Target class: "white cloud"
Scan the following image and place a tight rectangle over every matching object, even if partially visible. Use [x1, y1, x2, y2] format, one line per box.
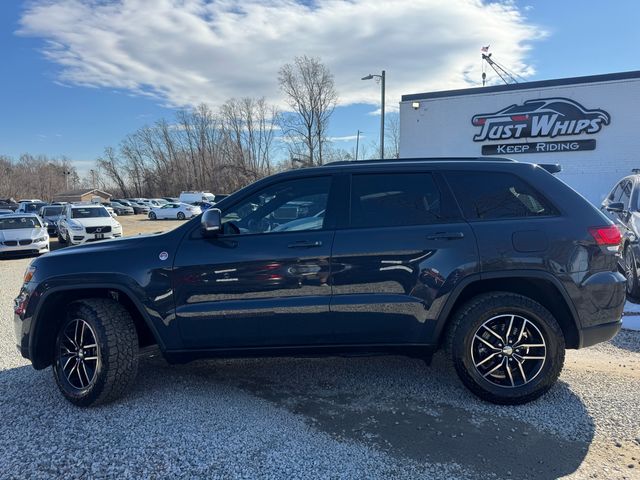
[329, 135, 365, 142]
[18, 0, 545, 109]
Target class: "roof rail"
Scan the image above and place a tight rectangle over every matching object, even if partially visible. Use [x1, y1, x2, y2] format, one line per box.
[323, 157, 516, 166]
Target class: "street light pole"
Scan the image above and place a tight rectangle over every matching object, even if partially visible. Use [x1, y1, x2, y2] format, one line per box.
[361, 70, 386, 159]
[355, 129, 361, 161]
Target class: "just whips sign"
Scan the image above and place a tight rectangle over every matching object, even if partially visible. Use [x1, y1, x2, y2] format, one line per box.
[472, 98, 611, 155]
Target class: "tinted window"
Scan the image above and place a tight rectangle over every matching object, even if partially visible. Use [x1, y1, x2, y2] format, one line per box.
[223, 176, 331, 234]
[619, 180, 633, 207]
[42, 206, 63, 216]
[608, 182, 623, 202]
[446, 171, 558, 220]
[350, 173, 443, 228]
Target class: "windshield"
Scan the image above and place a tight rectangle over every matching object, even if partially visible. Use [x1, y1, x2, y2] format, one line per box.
[71, 207, 110, 218]
[0, 217, 42, 229]
[42, 206, 63, 216]
[22, 203, 46, 212]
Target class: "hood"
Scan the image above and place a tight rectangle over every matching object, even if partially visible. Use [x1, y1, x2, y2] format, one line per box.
[0, 226, 46, 241]
[71, 217, 118, 227]
[46, 230, 168, 257]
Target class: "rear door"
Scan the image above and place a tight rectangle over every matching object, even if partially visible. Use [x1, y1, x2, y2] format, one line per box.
[329, 171, 478, 345]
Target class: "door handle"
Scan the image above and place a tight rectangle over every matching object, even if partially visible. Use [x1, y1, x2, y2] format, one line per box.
[427, 232, 465, 240]
[287, 240, 323, 248]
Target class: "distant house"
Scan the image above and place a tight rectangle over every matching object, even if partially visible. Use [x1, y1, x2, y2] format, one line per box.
[52, 188, 113, 203]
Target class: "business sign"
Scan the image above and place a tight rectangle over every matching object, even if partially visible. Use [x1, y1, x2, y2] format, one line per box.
[482, 139, 596, 155]
[471, 97, 610, 154]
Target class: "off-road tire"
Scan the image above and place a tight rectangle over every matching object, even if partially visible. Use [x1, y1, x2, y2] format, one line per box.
[447, 292, 565, 405]
[53, 299, 139, 407]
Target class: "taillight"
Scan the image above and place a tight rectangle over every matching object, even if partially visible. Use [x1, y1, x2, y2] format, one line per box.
[588, 225, 621, 247]
[473, 117, 486, 126]
[510, 114, 529, 121]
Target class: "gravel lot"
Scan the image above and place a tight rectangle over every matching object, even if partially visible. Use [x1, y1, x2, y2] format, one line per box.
[0, 217, 639, 479]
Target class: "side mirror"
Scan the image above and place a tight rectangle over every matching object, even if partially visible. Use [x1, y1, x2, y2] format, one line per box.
[201, 208, 222, 236]
[605, 202, 625, 213]
[43, 222, 49, 227]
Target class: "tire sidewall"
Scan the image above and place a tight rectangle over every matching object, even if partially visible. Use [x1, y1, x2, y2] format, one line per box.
[624, 246, 638, 296]
[452, 296, 564, 404]
[149, 212, 156, 220]
[177, 212, 185, 220]
[53, 306, 110, 406]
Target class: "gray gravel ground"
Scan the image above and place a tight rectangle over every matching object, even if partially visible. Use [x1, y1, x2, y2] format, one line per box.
[1, 256, 639, 479]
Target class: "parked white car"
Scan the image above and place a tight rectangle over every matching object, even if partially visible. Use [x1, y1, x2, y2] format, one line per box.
[148, 202, 201, 220]
[0, 214, 49, 255]
[58, 204, 123, 245]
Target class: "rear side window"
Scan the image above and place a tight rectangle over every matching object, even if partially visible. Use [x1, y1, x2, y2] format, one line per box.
[446, 171, 558, 220]
[350, 173, 444, 228]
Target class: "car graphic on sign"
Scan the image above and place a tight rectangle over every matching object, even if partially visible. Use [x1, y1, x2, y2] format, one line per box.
[471, 97, 611, 142]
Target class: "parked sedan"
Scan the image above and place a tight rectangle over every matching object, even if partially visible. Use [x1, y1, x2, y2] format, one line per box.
[0, 214, 49, 256]
[0, 209, 14, 216]
[110, 201, 135, 215]
[602, 172, 640, 298]
[121, 200, 150, 215]
[148, 202, 201, 220]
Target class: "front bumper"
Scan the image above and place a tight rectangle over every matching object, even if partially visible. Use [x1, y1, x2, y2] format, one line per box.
[68, 231, 122, 245]
[0, 240, 49, 256]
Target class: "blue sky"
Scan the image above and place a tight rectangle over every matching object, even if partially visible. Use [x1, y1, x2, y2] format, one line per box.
[1, 0, 638, 175]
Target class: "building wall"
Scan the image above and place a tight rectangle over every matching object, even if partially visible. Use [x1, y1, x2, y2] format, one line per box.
[399, 76, 640, 205]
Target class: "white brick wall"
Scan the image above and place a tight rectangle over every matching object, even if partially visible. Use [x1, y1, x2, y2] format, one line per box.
[400, 76, 640, 205]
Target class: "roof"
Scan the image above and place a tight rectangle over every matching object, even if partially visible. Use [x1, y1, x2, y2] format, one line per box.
[54, 188, 112, 197]
[1, 213, 41, 218]
[402, 70, 640, 102]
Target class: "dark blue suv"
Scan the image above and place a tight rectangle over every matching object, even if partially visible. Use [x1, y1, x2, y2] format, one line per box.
[14, 158, 625, 406]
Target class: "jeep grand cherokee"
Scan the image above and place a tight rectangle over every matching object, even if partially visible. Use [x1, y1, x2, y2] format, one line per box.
[14, 158, 625, 406]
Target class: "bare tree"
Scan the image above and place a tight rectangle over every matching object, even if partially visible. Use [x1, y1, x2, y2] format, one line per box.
[278, 56, 337, 166]
[385, 113, 401, 159]
[0, 154, 78, 201]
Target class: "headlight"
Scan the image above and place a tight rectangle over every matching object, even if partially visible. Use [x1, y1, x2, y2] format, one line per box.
[34, 236, 48, 243]
[69, 223, 83, 231]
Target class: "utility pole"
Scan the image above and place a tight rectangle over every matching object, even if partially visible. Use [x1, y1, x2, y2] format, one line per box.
[355, 130, 361, 160]
[361, 70, 386, 159]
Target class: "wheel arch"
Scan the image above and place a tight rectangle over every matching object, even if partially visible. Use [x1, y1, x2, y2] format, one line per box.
[436, 271, 580, 349]
[30, 284, 162, 369]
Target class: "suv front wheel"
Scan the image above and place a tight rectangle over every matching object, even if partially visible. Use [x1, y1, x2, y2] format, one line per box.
[53, 299, 139, 407]
[448, 292, 565, 405]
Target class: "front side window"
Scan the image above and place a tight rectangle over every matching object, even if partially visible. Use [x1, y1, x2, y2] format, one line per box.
[222, 176, 331, 234]
[446, 171, 558, 220]
[619, 180, 632, 207]
[350, 173, 444, 228]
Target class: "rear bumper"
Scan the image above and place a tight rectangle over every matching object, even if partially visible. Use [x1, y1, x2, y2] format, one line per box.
[579, 320, 622, 348]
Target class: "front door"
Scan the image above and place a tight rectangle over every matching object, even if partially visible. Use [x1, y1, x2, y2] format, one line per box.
[330, 171, 478, 345]
[173, 175, 336, 349]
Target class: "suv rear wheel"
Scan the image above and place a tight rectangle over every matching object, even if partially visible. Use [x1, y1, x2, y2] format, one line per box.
[52, 299, 139, 407]
[448, 292, 565, 405]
